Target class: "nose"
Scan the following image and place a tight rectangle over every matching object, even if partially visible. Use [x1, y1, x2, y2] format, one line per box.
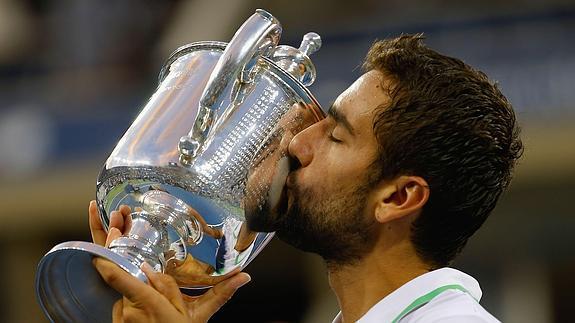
[288, 122, 319, 168]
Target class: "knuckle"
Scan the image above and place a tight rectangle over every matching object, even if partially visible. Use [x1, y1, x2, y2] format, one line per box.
[213, 286, 234, 302]
[124, 313, 138, 323]
[103, 271, 118, 285]
[207, 276, 223, 286]
[119, 205, 131, 214]
[96, 264, 117, 285]
[156, 273, 179, 290]
[157, 272, 176, 283]
[123, 305, 145, 323]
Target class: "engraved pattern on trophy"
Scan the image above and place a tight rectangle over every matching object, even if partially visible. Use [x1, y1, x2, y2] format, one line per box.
[35, 9, 324, 322]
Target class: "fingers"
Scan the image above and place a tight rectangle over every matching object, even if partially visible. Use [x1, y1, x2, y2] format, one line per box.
[118, 205, 132, 233]
[191, 272, 251, 321]
[109, 211, 123, 232]
[94, 258, 164, 306]
[105, 227, 123, 247]
[90, 201, 133, 246]
[112, 298, 124, 323]
[141, 263, 187, 314]
[89, 200, 107, 246]
[95, 259, 191, 322]
[109, 205, 132, 235]
[95, 253, 246, 323]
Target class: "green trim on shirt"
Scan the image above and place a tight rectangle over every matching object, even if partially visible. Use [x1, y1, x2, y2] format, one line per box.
[391, 284, 472, 323]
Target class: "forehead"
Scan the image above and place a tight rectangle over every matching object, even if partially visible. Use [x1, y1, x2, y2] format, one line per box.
[333, 70, 391, 131]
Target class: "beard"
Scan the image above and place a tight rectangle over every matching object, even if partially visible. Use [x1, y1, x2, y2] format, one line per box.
[253, 173, 378, 267]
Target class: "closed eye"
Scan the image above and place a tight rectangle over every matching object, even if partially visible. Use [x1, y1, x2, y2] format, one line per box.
[328, 132, 343, 143]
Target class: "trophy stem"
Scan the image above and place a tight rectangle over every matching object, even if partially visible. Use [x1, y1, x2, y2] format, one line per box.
[108, 211, 171, 272]
[35, 191, 203, 322]
[105, 189, 205, 273]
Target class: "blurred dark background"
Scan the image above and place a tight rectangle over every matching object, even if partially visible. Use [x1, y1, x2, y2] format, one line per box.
[1, 0, 574, 322]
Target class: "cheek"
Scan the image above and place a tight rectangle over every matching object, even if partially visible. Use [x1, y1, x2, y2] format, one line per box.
[297, 140, 376, 190]
[300, 159, 353, 193]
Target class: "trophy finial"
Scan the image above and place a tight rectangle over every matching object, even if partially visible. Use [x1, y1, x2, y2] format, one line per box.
[271, 32, 322, 86]
[180, 9, 282, 166]
[299, 32, 322, 57]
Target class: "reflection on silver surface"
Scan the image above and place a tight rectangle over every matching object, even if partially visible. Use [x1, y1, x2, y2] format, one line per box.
[179, 9, 282, 163]
[272, 32, 322, 86]
[35, 9, 324, 322]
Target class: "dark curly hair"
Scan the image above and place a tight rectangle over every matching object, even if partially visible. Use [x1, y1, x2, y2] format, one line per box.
[363, 34, 523, 268]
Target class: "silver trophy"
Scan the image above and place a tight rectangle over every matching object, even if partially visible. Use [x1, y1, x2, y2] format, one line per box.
[35, 9, 324, 322]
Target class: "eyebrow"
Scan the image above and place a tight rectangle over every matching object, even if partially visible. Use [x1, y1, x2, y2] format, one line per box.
[328, 104, 356, 136]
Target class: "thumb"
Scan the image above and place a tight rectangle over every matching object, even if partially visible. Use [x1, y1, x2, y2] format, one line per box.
[93, 257, 159, 304]
[191, 272, 251, 321]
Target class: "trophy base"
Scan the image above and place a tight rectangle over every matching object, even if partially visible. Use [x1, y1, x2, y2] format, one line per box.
[35, 241, 147, 323]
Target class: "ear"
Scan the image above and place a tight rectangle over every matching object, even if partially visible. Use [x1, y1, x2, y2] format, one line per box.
[373, 176, 429, 224]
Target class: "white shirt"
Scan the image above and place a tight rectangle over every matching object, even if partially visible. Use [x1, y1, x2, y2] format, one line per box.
[332, 267, 501, 323]
[215, 217, 254, 275]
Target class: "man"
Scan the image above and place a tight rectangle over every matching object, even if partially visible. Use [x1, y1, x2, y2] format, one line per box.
[93, 34, 522, 322]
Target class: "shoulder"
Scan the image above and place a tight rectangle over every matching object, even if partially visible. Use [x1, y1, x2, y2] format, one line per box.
[404, 289, 501, 323]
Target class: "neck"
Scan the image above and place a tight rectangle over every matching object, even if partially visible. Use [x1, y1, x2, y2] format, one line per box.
[327, 241, 431, 323]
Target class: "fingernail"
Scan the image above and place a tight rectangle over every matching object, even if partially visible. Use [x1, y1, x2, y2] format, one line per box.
[140, 262, 153, 273]
[233, 273, 251, 289]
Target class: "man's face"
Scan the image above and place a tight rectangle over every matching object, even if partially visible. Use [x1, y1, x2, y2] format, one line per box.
[273, 70, 391, 264]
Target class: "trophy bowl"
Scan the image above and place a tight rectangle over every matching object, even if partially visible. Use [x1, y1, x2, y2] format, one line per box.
[35, 9, 324, 322]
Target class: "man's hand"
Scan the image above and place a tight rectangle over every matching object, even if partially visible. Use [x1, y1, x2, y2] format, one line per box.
[89, 200, 223, 241]
[89, 200, 251, 322]
[94, 259, 251, 323]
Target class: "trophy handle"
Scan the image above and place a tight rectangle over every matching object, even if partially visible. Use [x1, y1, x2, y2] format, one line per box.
[178, 9, 282, 165]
